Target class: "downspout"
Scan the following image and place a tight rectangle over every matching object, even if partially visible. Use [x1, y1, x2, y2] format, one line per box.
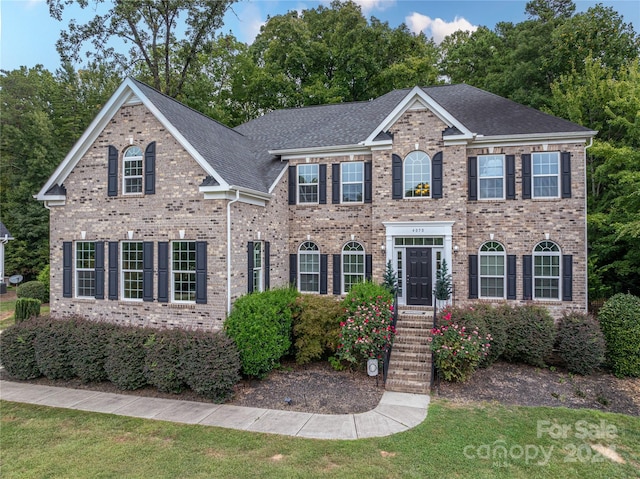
[584, 137, 594, 312]
[227, 188, 241, 315]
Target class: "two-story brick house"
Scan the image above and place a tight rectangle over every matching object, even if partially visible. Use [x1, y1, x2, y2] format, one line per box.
[37, 77, 595, 331]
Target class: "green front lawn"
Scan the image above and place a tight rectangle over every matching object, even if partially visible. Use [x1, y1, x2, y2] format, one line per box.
[1, 399, 638, 478]
[0, 295, 49, 330]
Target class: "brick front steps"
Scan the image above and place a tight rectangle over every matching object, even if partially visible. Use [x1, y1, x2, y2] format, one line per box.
[385, 306, 434, 394]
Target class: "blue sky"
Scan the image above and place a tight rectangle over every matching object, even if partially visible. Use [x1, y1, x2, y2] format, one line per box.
[1, 0, 638, 72]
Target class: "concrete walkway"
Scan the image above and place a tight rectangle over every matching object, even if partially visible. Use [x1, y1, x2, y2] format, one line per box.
[0, 380, 429, 440]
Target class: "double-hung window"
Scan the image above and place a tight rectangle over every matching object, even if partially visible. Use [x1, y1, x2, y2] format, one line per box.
[123, 146, 143, 194]
[404, 151, 431, 198]
[478, 155, 504, 199]
[534, 241, 561, 300]
[298, 242, 320, 293]
[121, 241, 143, 300]
[479, 241, 505, 298]
[172, 241, 196, 302]
[532, 152, 560, 198]
[342, 242, 364, 294]
[252, 242, 263, 293]
[341, 162, 363, 203]
[76, 241, 95, 298]
[298, 164, 319, 204]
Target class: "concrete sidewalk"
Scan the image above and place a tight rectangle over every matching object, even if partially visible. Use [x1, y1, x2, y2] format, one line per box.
[0, 380, 429, 440]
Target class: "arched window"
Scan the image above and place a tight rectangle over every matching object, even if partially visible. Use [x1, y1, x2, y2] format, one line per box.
[342, 241, 364, 293]
[404, 151, 431, 198]
[479, 241, 506, 298]
[298, 242, 320, 293]
[533, 241, 561, 300]
[123, 146, 143, 194]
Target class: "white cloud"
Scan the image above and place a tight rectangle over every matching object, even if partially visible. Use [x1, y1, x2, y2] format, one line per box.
[232, 3, 266, 45]
[406, 12, 478, 44]
[351, 0, 397, 14]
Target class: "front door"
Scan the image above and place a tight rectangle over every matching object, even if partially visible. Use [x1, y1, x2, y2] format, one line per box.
[406, 248, 432, 306]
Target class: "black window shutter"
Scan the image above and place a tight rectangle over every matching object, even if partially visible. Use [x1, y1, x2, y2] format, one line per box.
[562, 254, 573, 301]
[94, 241, 105, 300]
[523, 255, 533, 300]
[143, 241, 154, 302]
[63, 241, 72, 298]
[247, 241, 254, 293]
[364, 162, 372, 203]
[332, 163, 340, 204]
[288, 165, 297, 205]
[108, 242, 118, 300]
[432, 152, 443, 199]
[108, 145, 118, 197]
[506, 155, 516, 200]
[507, 254, 516, 299]
[365, 254, 373, 281]
[468, 254, 478, 299]
[468, 157, 477, 201]
[333, 254, 341, 294]
[264, 241, 270, 290]
[522, 154, 532, 199]
[320, 254, 328, 294]
[289, 254, 297, 286]
[392, 154, 403, 199]
[157, 242, 169, 303]
[561, 152, 571, 198]
[144, 142, 156, 195]
[195, 241, 207, 304]
[319, 164, 327, 204]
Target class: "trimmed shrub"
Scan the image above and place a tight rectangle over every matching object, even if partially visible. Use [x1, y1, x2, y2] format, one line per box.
[70, 318, 116, 383]
[0, 320, 41, 380]
[33, 318, 77, 380]
[342, 281, 393, 318]
[181, 330, 241, 402]
[293, 295, 344, 365]
[556, 312, 605, 375]
[144, 329, 188, 394]
[14, 298, 41, 323]
[598, 293, 640, 377]
[37, 265, 50, 299]
[225, 287, 299, 378]
[16, 280, 48, 304]
[104, 326, 150, 390]
[502, 305, 555, 367]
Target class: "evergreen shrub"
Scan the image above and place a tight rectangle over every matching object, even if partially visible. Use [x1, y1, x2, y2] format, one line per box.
[598, 293, 640, 377]
[293, 294, 344, 364]
[556, 312, 605, 375]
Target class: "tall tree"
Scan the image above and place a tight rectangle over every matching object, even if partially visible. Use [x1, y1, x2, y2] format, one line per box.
[47, 0, 236, 97]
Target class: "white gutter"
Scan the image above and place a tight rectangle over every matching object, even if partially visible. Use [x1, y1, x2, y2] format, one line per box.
[227, 188, 241, 315]
[584, 136, 594, 312]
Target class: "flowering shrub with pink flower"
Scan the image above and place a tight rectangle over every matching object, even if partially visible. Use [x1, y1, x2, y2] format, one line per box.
[429, 310, 492, 382]
[336, 282, 395, 366]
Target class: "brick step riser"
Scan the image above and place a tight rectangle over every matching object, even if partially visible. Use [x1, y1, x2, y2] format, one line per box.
[385, 383, 430, 394]
[393, 338, 431, 347]
[386, 371, 430, 381]
[392, 344, 431, 354]
[390, 352, 431, 362]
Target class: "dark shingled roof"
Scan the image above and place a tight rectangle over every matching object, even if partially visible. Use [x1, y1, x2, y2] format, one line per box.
[0, 221, 13, 239]
[131, 80, 591, 194]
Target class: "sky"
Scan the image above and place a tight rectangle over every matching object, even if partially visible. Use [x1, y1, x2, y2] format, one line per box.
[1, 0, 639, 72]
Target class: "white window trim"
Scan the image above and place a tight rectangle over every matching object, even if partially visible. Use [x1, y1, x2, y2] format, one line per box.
[532, 152, 560, 199]
[75, 241, 95, 299]
[297, 164, 319, 204]
[533, 241, 562, 301]
[121, 241, 143, 302]
[478, 154, 506, 200]
[403, 151, 431, 199]
[298, 242, 320, 293]
[123, 146, 143, 195]
[342, 241, 365, 295]
[171, 240, 197, 303]
[253, 241, 263, 293]
[340, 161, 364, 204]
[479, 241, 506, 299]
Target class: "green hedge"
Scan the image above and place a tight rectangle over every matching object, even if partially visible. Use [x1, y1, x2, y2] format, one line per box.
[225, 287, 299, 378]
[292, 295, 344, 365]
[556, 312, 605, 375]
[33, 318, 77, 380]
[70, 319, 116, 383]
[104, 326, 150, 390]
[0, 320, 41, 379]
[144, 329, 188, 394]
[16, 280, 49, 304]
[14, 298, 41, 323]
[598, 293, 640, 377]
[502, 305, 555, 367]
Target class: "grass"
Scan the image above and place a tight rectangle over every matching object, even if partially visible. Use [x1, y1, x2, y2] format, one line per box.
[1, 399, 638, 478]
[0, 293, 49, 330]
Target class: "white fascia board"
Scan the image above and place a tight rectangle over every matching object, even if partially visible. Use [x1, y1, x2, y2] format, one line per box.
[200, 185, 271, 206]
[363, 86, 474, 145]
[466, 131, 598, 148]
[268, 163, 289, 194]
[269, 144, 369, 160]
[36, 78, 229, 202]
